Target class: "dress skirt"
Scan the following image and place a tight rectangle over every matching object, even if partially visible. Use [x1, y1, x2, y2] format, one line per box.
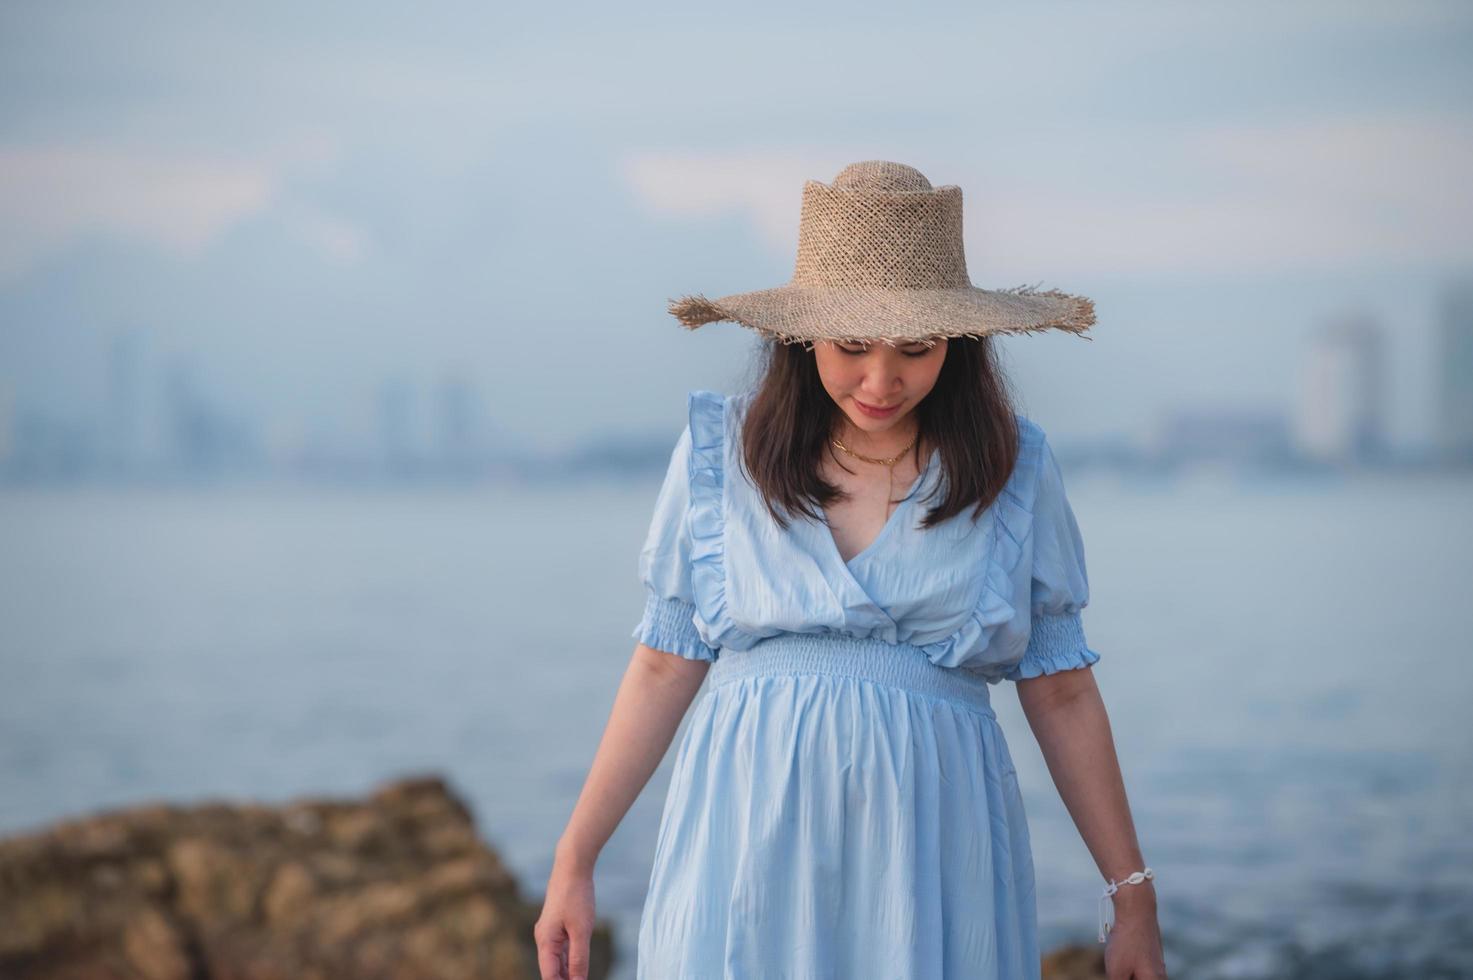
[635, 630, 1041, 980]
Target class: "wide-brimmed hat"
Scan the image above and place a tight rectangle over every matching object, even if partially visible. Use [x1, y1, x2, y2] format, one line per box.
[668, 160, 1096, 347]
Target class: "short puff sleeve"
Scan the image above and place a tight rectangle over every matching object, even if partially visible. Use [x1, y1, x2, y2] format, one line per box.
[1005, 434, 1101, 681]
[630, 424, 720, 662]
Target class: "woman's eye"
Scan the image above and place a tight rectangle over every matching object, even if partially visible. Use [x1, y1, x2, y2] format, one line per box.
[838, 344, 929, 357]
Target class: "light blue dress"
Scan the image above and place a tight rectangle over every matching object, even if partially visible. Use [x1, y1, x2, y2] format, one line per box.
[631, 388, 1100, 980]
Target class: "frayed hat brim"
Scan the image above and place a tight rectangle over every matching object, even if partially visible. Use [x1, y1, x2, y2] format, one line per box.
[667, 283, 1095, 346]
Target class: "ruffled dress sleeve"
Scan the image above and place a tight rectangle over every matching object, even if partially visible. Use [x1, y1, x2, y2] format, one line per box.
[1005, 433, 1101, 681]
[630, 423, 720, 662]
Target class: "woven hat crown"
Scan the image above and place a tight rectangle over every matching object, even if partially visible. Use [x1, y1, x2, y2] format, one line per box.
[793, 161, 969, 290]
[831, 160, 932, 192]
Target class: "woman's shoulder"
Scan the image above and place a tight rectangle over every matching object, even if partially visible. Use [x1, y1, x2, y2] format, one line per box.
[1010, 412, 1051, 477]
[1011, 411, 1047, 451]
[685, 388, 758, 444]
[687, 387, 754, 410]
[972, 411, 1050, 517]
[678, 391, 741, 505]
[685, 388, 735, 416]
[684, 389, 734, 447]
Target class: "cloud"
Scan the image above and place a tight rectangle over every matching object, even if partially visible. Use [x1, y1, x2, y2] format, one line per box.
[1181, 114, 1473, 264]
[0, 132, 356, 284]
[0, 146, 273, 283]
[283, 205, 369, 266]
[617, 149, 831, 255]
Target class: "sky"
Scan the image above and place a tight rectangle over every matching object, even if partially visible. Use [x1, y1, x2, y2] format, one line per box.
[1, 0, 1470, 453]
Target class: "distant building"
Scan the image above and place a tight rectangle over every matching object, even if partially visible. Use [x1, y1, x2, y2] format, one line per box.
[1294, 313, 1389, 463]
[162, 355, 259, 474]
[1147, 406, 1294, 465]
[376, 376, 418, 474]
[0, 379, 13, 466]
[104, 329, 144, 473]
[437, 371, 484, 470]
[1434, 280, 1473, 462]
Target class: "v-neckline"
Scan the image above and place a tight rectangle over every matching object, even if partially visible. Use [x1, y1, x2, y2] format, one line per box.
[820, 447, 940, 569]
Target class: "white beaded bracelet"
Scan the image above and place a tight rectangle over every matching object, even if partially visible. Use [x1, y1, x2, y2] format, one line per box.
[1098, 867, 1154, 943]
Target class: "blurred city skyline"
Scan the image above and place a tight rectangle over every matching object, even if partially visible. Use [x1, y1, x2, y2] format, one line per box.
[3, 274, 1471, 483]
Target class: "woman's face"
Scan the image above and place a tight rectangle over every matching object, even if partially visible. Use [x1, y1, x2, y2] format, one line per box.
[812, 337, 947, 441]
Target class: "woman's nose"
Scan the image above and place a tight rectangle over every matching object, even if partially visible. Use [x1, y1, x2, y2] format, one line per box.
[865, 361, 903, 394]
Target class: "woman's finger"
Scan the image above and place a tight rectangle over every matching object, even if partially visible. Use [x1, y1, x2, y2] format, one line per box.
[535, 924, 567, 980]
[565, 922, 591, 980]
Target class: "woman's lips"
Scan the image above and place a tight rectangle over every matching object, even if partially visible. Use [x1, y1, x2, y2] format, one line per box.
[855, 399, 901, 418]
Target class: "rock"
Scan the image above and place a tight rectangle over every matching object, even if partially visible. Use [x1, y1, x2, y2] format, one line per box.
[120, 907, 191, 980]
[0, 774, 614, 980]
[1042, 940, 1108, 979]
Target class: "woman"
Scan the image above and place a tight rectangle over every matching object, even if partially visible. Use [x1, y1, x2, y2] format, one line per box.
[536, 161, 1167, 980]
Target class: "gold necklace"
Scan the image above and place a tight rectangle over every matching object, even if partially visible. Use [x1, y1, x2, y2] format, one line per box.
[829, 432, 920, 510]
[830, 433, 919, 466]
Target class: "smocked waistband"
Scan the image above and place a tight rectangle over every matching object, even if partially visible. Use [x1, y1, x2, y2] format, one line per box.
[706, 631, 995, 719]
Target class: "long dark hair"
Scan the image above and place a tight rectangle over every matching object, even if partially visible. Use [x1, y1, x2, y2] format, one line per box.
[736, 337, 1021, 532]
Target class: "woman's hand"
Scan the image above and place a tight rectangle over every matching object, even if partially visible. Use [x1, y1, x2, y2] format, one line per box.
[1103, 889, 1168, 979]
[534, 850, 597, 980]
[1017, 671, 1167, 978]
[533, 646, 711, 979]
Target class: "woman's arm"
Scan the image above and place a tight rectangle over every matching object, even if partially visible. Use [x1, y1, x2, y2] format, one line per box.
[535, 644, 710, 980]
[556, 644, 710, 867]
[1016, 667, 1168, 979]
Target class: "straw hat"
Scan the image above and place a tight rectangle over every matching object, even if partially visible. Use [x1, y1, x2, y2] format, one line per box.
[667, 160, 1096, 348]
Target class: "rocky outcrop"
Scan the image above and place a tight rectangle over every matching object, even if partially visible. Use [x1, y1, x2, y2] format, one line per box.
[1042, 942, 1108, 979]
[0, 774, 613, 980]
